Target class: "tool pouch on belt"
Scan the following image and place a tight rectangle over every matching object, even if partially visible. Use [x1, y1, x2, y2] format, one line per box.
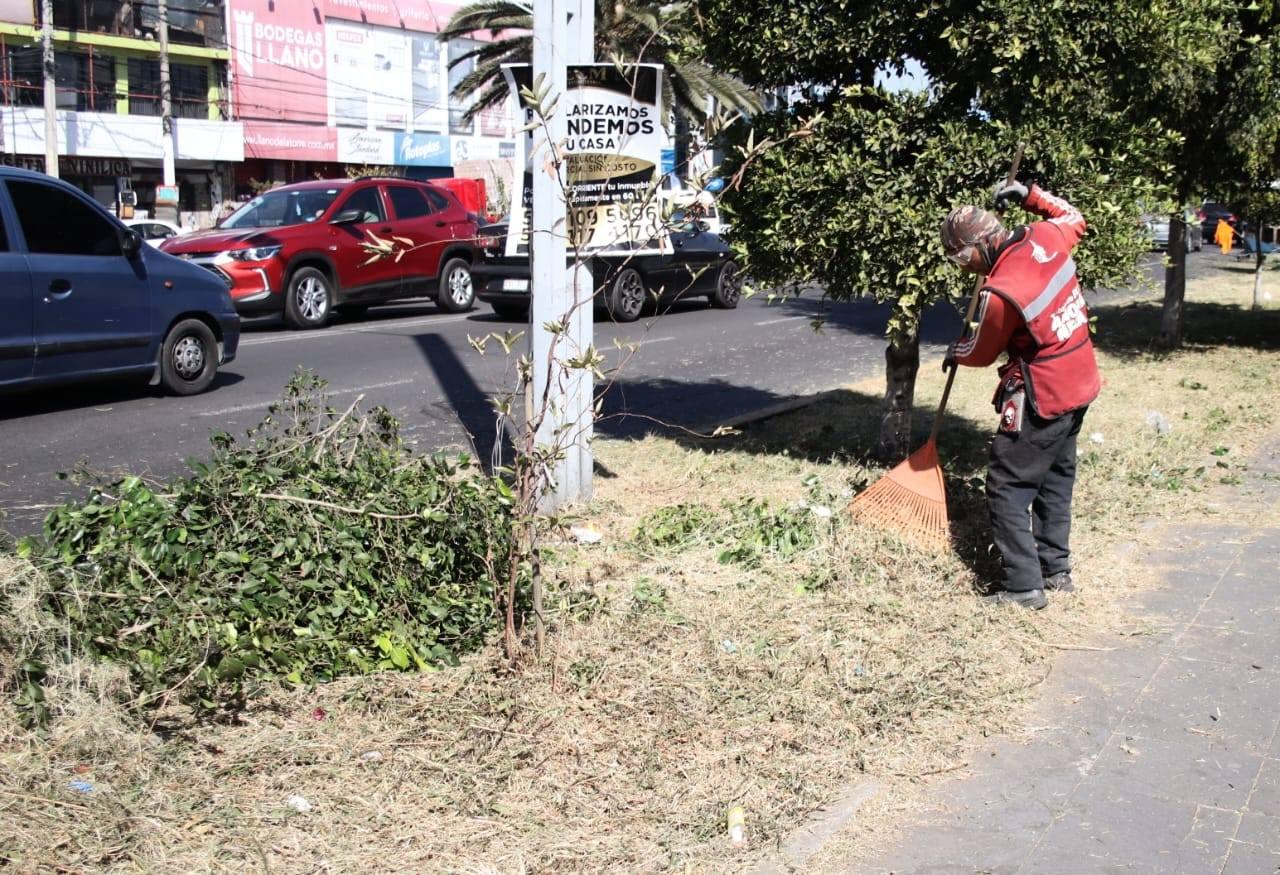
[992, 360, 1026, 435]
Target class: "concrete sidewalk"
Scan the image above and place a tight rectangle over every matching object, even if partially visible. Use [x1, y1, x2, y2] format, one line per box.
[853, 441, 1280, 874]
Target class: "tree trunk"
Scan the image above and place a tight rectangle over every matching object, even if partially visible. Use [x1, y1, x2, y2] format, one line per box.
[1254, 224, 1265, 311]
[1156, 214, 1187, 348]
[877, 334, 921, 462]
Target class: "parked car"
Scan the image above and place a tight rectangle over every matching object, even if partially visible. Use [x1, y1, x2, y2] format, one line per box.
[125, 218, 186, 246]
[160, 177, 478, 329]
[473, 218, 742, 322]
[1142, 209, 1203, 252]
[665, 189, 728, 237]
[0, 166, 238, 396]
[1198, 201, 1238, 243]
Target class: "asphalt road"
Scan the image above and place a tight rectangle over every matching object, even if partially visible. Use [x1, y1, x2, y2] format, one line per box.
[0, 290, 966, 536]
[0, 249, 1214, 538]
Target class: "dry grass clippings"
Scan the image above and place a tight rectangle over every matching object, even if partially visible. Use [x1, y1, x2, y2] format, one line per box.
[2, 260, 1278, 873]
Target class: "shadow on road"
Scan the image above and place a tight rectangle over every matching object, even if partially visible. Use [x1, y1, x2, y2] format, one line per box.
[410, 333, 511, 470]
[767, 293, 965, 343]
[0, 371, 245, 422]
[238, 299, 451, 333]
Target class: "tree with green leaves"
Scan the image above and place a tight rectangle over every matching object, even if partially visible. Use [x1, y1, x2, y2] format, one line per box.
[439, 0, 760, 126]
[696, 0, 1229, 457]
[1216, 9, 1280, 313]
[1120, 1, 1280, 345]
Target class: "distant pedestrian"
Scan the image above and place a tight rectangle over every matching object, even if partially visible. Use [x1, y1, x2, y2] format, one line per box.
[1215, 218, 1236, 254]
[939, 180, 1101, 609]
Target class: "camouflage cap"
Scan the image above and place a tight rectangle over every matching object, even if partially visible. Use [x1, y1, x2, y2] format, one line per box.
[940, 205, 1005, 252]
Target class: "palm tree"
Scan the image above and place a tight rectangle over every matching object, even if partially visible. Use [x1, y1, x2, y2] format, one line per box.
[439, 0, 761, 127]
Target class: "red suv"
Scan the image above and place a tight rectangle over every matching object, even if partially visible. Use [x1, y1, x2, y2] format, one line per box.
[161, 177, 478, 329]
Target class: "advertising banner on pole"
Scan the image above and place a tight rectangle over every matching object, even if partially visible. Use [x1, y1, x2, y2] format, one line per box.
[503, 63, 664, 257]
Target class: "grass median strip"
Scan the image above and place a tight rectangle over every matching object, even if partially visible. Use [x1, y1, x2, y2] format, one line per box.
[2, 260, 1279, 873]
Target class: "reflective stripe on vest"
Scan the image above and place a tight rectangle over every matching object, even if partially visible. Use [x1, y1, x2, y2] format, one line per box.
[1023, 257, 1077, 322]
[984, 224, 1101, 418]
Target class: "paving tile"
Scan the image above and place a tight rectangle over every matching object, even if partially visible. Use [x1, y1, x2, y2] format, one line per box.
[1136, 579, 1216, 629]
[1248, 758, 1280, 819]
[1043, 646, 1169, 742]
[1022, 785, 1215, 874]
[1145, 546, 1237, 576]
[1221, 813, 1280, 874]
[1197, 576, 1280, 640]
[1177, 805, 1244, 874]
[861, 826, 1024, 874]
[1089, 727, 1263, 811]
[1123, 657, 1280, 756]
[1238, 535, 1280, 571]
[1194, 589, 1280, 636]
[1176, 624, 1280, 669]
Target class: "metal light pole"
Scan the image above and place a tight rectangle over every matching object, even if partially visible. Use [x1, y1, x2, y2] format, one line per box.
[530, 0, 594, 510]
[158, 0, 178, 222]
[40, 0, 58, 178]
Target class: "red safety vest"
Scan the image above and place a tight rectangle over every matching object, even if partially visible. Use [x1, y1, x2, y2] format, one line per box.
[984, 223, 1102, 419]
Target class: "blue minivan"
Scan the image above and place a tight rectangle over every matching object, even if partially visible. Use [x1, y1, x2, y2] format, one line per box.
[0, 167, 238, 396]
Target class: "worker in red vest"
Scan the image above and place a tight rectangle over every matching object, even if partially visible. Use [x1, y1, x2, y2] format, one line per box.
[939, 181, 1102, 609]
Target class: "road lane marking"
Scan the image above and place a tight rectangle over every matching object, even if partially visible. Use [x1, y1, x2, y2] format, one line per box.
[754, 316, 810, 326]
[603, 335, 676, 357]
[198, 378, 415, 418]
[239, 313, 473, 347]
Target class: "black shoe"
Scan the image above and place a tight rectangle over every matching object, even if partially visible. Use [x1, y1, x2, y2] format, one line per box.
[1044, 572, 1075, 593]
[984, 588, 1048, 610]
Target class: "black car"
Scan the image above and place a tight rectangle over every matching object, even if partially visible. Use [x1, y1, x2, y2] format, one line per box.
[472, 220, 742, 322]
[1198, 201, 1238, 242]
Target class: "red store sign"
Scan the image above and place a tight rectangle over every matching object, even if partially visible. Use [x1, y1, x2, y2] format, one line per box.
[242, 122, 338, 163]
[229, 0, 328, 125]
[323, 0, 464, 32]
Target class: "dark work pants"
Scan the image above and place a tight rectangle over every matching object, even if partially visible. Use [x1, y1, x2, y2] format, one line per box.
[986, 406, 1088, 592]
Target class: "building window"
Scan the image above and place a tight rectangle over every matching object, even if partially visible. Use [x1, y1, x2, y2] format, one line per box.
[127, 58, 161, 116]
[171, 63, 209, 119]
[128, 59, 208, 119]
[46, 1, 226, 49]
[0, 46, 115, 114]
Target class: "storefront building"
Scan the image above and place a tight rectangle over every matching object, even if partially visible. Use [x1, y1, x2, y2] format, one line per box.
[230, 0, 518, 215]
[0, 1, 243, 227]
[0, 1, 520, 222]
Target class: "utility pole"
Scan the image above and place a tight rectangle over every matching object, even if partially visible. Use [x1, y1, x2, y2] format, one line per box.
[40, 0, 58, 178]
[157, 0, 178, 223]
[530, 0, 595, 509]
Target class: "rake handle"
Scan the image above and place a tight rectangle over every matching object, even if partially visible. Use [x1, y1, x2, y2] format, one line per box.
[930, 142, 1025, 443]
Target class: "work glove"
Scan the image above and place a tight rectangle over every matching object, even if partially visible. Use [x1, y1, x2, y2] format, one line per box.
[994, 180, 1029, 212]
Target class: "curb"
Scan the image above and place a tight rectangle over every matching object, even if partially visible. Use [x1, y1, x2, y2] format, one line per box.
[745, 780, 882, 874]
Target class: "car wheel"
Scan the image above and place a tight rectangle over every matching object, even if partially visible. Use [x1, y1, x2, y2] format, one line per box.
[605, 268, 646, 322]
[159, 318, 218, 396]
[490, 299, 529, 320]
[710, 260, 742, 309]
[284, 267, 334, 329]
[437, 257, 475, 313]
[336, 303, 369, 321]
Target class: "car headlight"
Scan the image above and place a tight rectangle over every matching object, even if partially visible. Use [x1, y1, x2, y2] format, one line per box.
[227, 245, 282, 262]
